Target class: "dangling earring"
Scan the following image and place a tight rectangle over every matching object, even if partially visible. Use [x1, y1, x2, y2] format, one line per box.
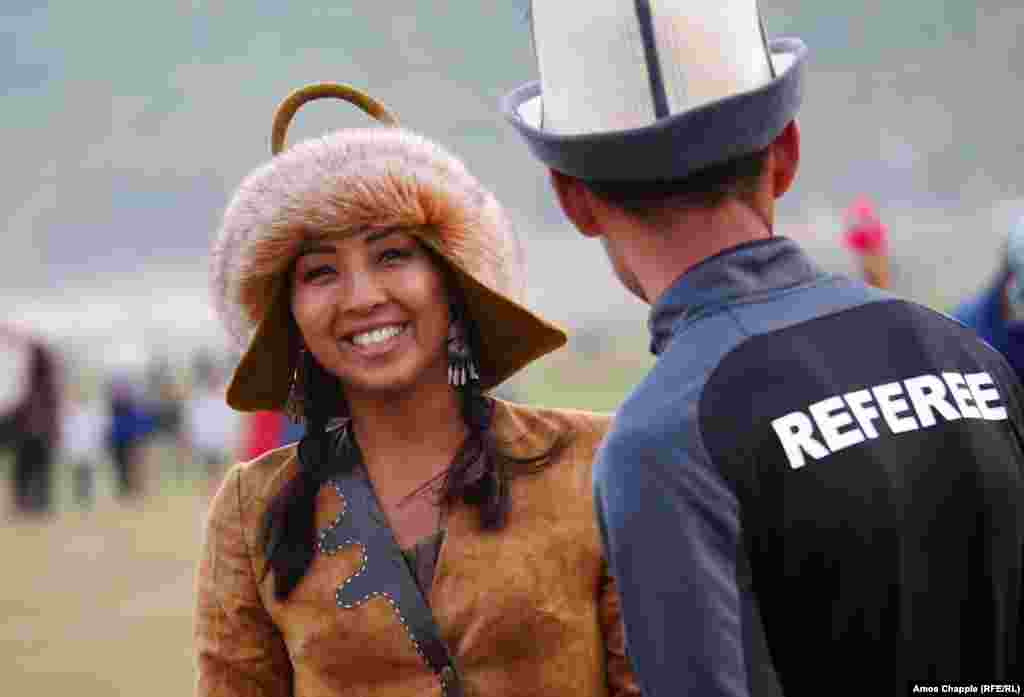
[447, 314, 479, 388]
[284, 347, 307, 423]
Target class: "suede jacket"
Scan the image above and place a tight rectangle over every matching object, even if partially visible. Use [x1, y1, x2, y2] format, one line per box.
[195, 399, 639, 697]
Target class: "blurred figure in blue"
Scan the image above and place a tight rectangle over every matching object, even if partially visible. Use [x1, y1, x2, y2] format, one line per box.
[106, 373, 155, 501]
[952, 215, 1024, 380]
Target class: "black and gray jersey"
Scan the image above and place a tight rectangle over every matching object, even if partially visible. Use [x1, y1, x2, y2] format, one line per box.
[594, 238, 1024, 697]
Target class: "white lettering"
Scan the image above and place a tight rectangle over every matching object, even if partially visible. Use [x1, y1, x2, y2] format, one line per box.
[904, 374, 962, 427]
[943, 372, 982, 419]
[772, 411, 830, 469]
[872, 382, 920, 434]
[844, 389, 881, 439]
[809, 396, 864, 452]
[965, 372, 1008, 421]
[772, 370, 1013, 472]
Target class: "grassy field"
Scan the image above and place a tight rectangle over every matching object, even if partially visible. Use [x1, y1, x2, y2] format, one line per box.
[1, 444, 205, 696]
[510, 333, 655, 413]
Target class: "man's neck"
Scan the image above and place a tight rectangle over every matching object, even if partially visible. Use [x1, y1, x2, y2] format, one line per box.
[624, 199, 773, 305]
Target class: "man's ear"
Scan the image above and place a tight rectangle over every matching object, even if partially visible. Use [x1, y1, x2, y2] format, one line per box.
[549, 169, 603, 238]
[769, 120, 801, 198]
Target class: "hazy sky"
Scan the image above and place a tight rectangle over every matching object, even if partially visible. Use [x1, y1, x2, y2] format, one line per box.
[6, 2, 1023, 365]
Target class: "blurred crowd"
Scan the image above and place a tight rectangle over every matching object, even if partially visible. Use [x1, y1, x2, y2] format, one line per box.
[3, 200, 1024, 522]
[0, 334, 304, 520]
[843, 198, 1024, 385]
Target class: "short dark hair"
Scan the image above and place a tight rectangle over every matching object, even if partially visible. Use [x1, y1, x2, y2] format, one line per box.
[582, 148, 769, 220]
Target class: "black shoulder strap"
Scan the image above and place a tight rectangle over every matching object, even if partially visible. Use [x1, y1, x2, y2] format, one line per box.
[319, 464, 463, 696]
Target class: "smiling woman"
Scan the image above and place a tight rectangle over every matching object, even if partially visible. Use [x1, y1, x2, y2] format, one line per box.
[197, 84, 639, 697]
[290, 230, 452, 402]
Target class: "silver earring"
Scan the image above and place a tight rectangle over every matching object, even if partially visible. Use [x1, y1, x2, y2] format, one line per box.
[284, 347, 306, 423]
[447, 319, 478, 388]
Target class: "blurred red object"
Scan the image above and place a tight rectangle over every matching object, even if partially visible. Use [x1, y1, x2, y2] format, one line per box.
[842, 197, 888, 255]
[242, 410, 284, 460]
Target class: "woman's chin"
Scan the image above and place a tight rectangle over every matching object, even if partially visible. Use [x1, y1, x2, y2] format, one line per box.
[341, 363, 447, 401]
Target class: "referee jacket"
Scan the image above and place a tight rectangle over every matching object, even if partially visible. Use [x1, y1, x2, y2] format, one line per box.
[594, 237, 1024, 695]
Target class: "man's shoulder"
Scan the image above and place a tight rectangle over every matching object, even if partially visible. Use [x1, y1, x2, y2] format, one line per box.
[596, 382, 696, 486]
[613, 326, 729, 435]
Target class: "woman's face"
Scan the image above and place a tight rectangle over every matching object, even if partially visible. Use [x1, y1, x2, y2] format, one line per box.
[290, 228, 452, 400]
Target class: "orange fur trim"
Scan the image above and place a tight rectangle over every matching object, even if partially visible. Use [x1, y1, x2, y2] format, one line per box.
[210, 128, 523, 349]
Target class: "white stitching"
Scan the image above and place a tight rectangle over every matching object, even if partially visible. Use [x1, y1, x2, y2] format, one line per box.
[316, 478, 445, 692]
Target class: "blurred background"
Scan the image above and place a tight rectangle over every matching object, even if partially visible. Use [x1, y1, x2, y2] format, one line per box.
[2, 1, 1022, 694]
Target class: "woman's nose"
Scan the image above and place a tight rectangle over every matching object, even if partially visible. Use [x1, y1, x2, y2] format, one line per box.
[341, 269, 388, 314]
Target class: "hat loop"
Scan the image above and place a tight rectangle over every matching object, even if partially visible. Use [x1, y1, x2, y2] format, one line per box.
[270, 83, 400, 156]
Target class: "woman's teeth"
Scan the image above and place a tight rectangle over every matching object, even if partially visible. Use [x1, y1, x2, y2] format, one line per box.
[350, 324, 406, 346]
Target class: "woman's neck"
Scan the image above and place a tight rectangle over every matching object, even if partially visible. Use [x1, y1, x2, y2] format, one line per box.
[346, 379, 469, 502]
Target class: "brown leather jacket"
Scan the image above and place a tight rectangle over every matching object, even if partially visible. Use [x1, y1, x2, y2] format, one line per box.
[195, 400, 639, 696]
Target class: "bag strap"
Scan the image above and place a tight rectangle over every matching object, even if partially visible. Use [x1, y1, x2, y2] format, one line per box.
[319, 441, 462, 696]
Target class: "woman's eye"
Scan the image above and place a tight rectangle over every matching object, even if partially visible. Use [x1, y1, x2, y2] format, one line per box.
[300, 265, 334, 283]
[379, 247, 412, 264]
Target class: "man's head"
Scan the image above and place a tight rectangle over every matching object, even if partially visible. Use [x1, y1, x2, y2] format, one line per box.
[547, 121, 801, 301]
[502, 1, 807, 300]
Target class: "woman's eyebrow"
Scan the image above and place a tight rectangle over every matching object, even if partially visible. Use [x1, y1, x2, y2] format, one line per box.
[365, 228, 400, 244]
[295, 241, 335, 258]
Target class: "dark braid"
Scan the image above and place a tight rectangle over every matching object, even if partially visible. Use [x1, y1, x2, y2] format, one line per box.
[260, 350, 350, 600]
[437, 297, 510, 530]
[442, 379, 508, 530]
[437, 299, 570, 528]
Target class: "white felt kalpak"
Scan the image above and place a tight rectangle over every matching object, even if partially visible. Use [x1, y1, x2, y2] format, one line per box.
[504, 0, 807, 181]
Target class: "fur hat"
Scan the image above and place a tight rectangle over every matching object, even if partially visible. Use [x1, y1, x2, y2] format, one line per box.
[502, 0, 807, 182]
[211, 84, 566, 412]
